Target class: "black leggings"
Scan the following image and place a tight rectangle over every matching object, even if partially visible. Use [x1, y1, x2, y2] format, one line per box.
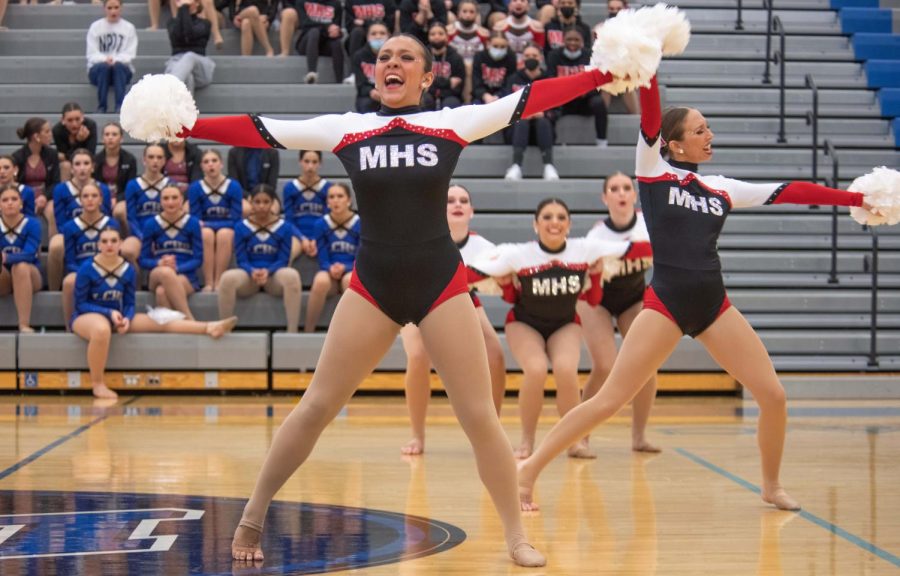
[561, 93, 608, 139]
[296, 27, 345, 80]
[511, 117, 554, 165]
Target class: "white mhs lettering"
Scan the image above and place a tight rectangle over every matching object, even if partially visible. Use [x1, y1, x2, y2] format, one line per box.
[359, 144, 439, 170]
[532, 274, 581, 296]
[668, 187, 724, 216]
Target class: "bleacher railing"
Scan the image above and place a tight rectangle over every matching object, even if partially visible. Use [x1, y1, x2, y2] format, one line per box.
[866, 225, 880, 367]
[763, 7, 788, 143]
[805, 74, 819, 183]
[735, 0, 744, 30]
[824, 139, 840, 283]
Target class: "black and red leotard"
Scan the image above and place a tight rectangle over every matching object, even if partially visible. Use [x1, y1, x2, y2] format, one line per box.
[182, 70, 616, 325]
[585, 211, 653, 316]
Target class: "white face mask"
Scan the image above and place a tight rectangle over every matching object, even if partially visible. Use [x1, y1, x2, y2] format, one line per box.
[563, 48, 582, 60]
[488, 47, 508, 60]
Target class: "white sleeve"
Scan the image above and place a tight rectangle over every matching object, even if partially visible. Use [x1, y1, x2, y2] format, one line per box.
[85, 22, 104, 66]
[635, 132, 669, 179]
[469, 243, 519, 277]
[118, 22, 138, 65]
[439, 90, 525, 143]
[575, 237, 631, 263]
[258, 113, 354, 152]
[702, 175, 784, 209]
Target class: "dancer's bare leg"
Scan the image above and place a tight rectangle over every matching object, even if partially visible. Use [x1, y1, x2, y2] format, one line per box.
[506, 321, 549, 459]
[72, 313, 118, 399]
[477, 307, 506, 415]
[214, 228, 234, 288]
[304, 271, 335, 332]
[265, 268, 302, 333]
[47, 234, 64, 290]
[400, 324, 431, 455]
[130, 312, 237, 337]
[617, 304, 660, 452]
[518, 310, 682, 511]
[11, 263, 40, 332]
[695, 307, 799, 511]
[279, 7, 298, 56]
[62, 273, 77, 330]
[148, 267, 195, 319]
[200, 0, 223, 47]
[201, 227, 215, 289]
[418, 294, 544, 567]
[232, 291, 400, 562]
[546, 323, 595, 459]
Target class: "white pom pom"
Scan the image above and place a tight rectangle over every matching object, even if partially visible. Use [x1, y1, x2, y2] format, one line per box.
[591, 12, 662, 95]
[632, 3, 691, 56]
[848, 166, 900, 226]
[146, 305, 186, 325]
[120, 74, 198, 142]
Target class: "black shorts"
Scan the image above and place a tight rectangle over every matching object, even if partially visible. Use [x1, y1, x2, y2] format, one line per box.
[643, 262, 731, 337]
[506, 307, 579, 342]
[599, 274, 645, 317]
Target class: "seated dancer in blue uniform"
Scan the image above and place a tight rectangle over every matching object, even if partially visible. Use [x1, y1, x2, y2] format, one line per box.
[0, 184, 42, 332]
[471, 198, 651, 461]
[188, 149, 243, 291]
[139, 184, 204, 320]
[517, 75, 889, 513]
[577, 172, 658, 454]
[60, 182, 123, 328]
[0, 155, 37, 218]
[282, 149, 332, 261]
[47, 148, 113, 291]
[401, 184, 506, 456]
[304, 182, 360, 332]
[218, 184, 302, 333]
[124, 143, 170, 243]
[73, 227, 237, 399]
[169, 32, 639, 568]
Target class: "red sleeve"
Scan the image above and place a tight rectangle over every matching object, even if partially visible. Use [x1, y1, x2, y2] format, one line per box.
[466, 266, 487, 284]
[771, 181, 863, 207]
[624, 241, 653, 260]
[520, 69, 613, 118]
[639, 76, 661, 143]
[500, 281, 519, 304]
[178, 115, 272, 148]
[579, 273, 603, 306]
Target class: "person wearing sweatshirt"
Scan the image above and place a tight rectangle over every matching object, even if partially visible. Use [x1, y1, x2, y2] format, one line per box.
[86, 0, 138, 113]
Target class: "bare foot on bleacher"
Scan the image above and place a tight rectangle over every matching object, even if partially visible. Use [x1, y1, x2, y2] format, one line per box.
[207, 316, 238, 339]
[232, 523, 264, 562]
[401, 437, 424, 455]
[18, 325, 34, 333]
[265, 49, 274, 57]
[92, 384, 119, 400]
[202, 285, 214, 293]
[214, 34, 224, 49]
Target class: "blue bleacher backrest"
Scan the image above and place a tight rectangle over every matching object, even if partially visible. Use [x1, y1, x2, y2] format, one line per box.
[852, 33, 900, 59]
[832, 0, 879, 8]
[841, 8, 893, 34]
[879, 88, 900, 117]
[866, 60, 900, 88]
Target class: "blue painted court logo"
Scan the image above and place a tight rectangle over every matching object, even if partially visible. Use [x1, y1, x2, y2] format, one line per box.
[0, 490, 466, 575]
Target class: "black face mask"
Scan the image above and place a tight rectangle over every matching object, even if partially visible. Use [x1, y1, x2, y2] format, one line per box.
[511, 8, 527, 17]
[608, 11, 618, 18]
[458, 18, 476, 26]
[559, 6, 575, 17]
[523, 58, 540, 71]
[430, 40, 446, 50]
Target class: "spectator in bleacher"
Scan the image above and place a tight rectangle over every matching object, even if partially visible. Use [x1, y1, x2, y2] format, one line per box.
[304, 182, 358, 332]
[502, 44, 558, 181]
[423, 23, 465, 110]
[150, 0, 224, 49]
[94, 122, 137, 225]
[492, 0, 544, 67]
[606, 0, 626, 19]
[447, 0, 488, 102]
[48, 148, 113, 290]
[125, 143, 169, 242]
[52, 102, 99, 183]
[0, 156, 37, 218]
[294, 0, 344, 84]
[344, 0, 397, 64]
[163, 138, 203, 193]
[188, 149, 242, 291]
[233, 0, 277, 56]
[399, 0, 448, 44]
[282, 149, 331, 260]
[479, 0, 507, 29]
[59, 182, 123, 329]
[11, 118, 57, 215]
[73, 226, 236, 399]
[165, 0, 217, 94]
[218, 184, 302, 332]
[86, 0, 138, 114]
[351, 20, 389, 113]
[534, 0, 555, 26]
[471, 31, 516, 105]
[139, 184, 204, 319]
[547, 28, 608, 146]
[0, 184, 42, 333]
[543, 0, 590, 55]
[227, 146, 280, 196]
[0, 0, 7, 31]
[596, 0, 638, 115]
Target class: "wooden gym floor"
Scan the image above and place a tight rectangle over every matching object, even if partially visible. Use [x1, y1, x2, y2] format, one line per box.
[1, 393, 899, 575]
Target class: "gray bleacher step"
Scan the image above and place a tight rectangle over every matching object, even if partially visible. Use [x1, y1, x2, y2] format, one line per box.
[0, 334, 14, 370]
[17, 332, 269, 370]
[748, 374, 900, 399]
[668, 87, 878, 107]
[580, 7, 843, 33]
[720, 250, 900, 273]
[718, 235, 900, 250]
[742, 313, 900, 328]
[723, 272, 900, 288]
[728, 289, 900, 311]
[660, 60, 866, 88]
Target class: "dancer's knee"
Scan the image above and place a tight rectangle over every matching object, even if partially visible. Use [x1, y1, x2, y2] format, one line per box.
[755, 381, 787, 411]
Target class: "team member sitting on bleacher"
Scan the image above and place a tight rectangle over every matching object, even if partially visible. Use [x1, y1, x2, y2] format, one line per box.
[86, 0, 138, 114]
[227, 146, 280, 214]
[543, 0, 591, 55]
[422, 22, 465, 110]
[218, 184, 302, 332]
[73, 227, 237, 400]
[0, 185, 42, 333]
[399, 0, 448, 44]
[188, 149, 243, 291]
[94, 122, 137, 224]
[597, 0, 639, 115]
[11, 118, 57, 216]
[163, 138, 203, 194]
[351, 20, 389, 113]
[149, 0, 225, 48]
[471, 31, 516, 105]
[0, 156, 37, 218]
[303, 182, 359, 332]
[139, 184, 204, 319]
[165, 0, 217, 94]
[492, 0, 544, 67]
[502, 43, 558, 181]
[233, 0, 277, 56]
[282, 149, 331, 260]
[60, 182, 125, 330]
[344, 0, 397, 63]
[547, 28, 608, 147]
[48, 149, 113, 291]
[125, 143, 169, 242]
[52, 102, 99, 185]
[294, 0, 345, 84]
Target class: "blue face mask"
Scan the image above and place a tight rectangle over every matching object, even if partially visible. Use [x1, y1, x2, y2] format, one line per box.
[369, 38, 385, 51]
[563, 48, 582, 60]
[488, 47, 508, 60]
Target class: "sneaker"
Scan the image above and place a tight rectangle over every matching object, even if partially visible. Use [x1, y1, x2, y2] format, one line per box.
[542, 164, 560, 181]
[305, 71, 318, 84]
[504, 164, 523, 181]
[342, 74, 355, 85]
[596, 139, 609, 148]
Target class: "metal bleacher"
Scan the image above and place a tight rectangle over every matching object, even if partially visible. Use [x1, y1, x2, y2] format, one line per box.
[1, 0, 898, 395]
